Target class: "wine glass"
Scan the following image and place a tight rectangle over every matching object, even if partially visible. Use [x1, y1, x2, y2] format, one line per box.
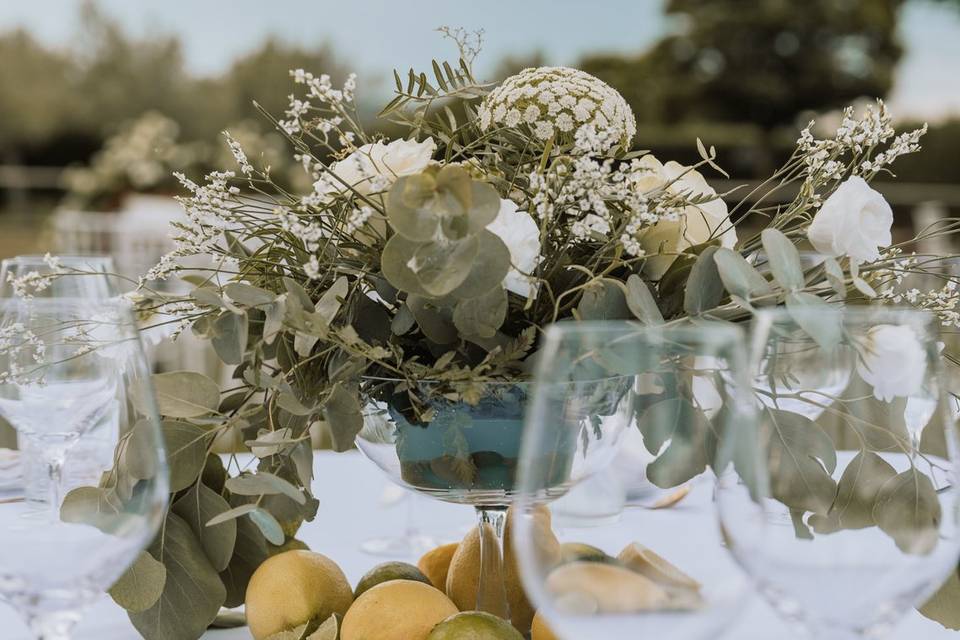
[0, 256, 119, 502]
[355, 360, 637, 619]
[359, 486, 442, 558]
[717, 306, 960, 640]
[0, 255, 118, 300]
[513, 321, 756, 639]
[0, 298, 169, 639]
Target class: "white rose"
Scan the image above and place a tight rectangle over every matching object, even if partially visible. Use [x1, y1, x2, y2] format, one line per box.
[857, 324, 926, 402]
[635, 155, 738, 279]
[807, 176, 892, 264]
[326, 137, 437, 195]
[486, 198, 542, 298]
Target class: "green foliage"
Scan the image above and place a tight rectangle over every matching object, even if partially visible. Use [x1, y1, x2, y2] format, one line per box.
[581, 0, 904, 130]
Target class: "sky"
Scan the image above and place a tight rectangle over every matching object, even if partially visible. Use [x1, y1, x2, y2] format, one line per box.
[1, 0, 959, 121]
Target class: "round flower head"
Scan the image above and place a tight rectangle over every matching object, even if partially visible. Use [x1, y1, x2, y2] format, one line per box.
[478, 66, 636, 153]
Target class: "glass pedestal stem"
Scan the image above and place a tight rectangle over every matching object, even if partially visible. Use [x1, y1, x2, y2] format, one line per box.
[474, 506, 510, 619]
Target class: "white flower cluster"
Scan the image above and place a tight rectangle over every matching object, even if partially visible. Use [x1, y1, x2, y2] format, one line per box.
[883, 280, 960, 328]
[478, 66, 636, 153]
[4, 254, 63, 298]
[143, 171, 241, 285]
[797, 100, 926, 188]
[0, 323, 43, 384]
[528, 156, 660, 255]
[224, 132, 253, 176]
[280, 70, 358, 148]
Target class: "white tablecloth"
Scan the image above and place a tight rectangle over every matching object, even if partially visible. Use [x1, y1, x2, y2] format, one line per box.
[2, 451, 955, 639]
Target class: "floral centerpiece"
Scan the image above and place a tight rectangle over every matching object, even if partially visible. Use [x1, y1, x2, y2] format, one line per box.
[19, 30, 959, 639]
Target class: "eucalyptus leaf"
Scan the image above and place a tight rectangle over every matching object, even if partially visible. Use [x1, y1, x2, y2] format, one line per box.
[411, 236, 479, 296]
[810, 450, 896, 534]
[390, 304, 416, 335]
[211, 311, 248, 365]
[920, 566, 960, 630]
[108, 551, 167, 613]
[577, 279, 631, 321]
[387, 174, 441, 241]
[225, 472, 306, 505]
[219, 502, 270, 608]
[763, 408, 837, 514]
[60, 486, 125, 534]
[713, 248, 772, 301]
[283, 277, 314, 311]
[873, 468, 941, 555]
[206, 503, 258, 527]
[224, 282, 276, 307]
[637, 398, 715, 489]
[149, 372, 221, 419]
[121, 419, 159, 481]
[247, 427, 296, 458]
[314, 276, 349, 335]
[786, 292, 842, 350]
[448, 231, 511, 299]
[324, 382, 363, 452]
[162, 421, 213, 492]
[624, 275, 664, 325]
[277, 393, 316, 417]
[452, 287, 507, 338]
[822, 256, 847, 298]
[380, 234, 428, 295]
[684, 246, 723, 315]
[129, 513, 226, 640]
[407, 295, 458, 344]
[172, 481, 237, 571]
[192, 288, 225, 309]
[761, 229, 804, 290]
[249, 507, 286, 545]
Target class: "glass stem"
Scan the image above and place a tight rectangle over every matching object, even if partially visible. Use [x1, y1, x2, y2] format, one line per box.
[474, 506, 510, 619]
[46, 455, 65, 518]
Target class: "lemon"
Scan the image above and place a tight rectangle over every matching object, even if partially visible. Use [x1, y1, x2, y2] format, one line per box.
[503, 505, 560, 634]
[531, 611, 560, 640]
[354, 561, 431, 598]
[341, 580, 458, 640]
[427, 611, 524, 639]
[617, 542, 700, 590]
[446, 523, 507, 617]
[559, 542, 611, 564]
[245, 550, 353, 640]
[545, 561, 668, 614]
[418, 543, 458, 590]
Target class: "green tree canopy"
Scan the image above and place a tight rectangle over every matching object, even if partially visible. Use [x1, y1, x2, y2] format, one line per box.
[583, 0, 905, 130]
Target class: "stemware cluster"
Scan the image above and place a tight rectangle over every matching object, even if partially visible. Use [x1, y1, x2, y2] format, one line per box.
[359, 308, 960, 640]
[0, 256, 169, 640]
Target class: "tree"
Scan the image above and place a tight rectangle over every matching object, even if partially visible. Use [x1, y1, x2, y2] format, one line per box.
[0, 30, 74, 154]
[582, 0, 905, 130]
[221, 38, 348, 123]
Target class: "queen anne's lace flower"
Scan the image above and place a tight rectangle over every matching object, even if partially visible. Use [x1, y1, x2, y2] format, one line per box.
[478, 67, 636, 153]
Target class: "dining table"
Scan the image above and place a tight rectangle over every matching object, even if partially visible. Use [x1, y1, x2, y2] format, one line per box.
[2, 450, 956, 640]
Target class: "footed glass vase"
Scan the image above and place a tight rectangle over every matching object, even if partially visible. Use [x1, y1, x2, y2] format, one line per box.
[355, 378, 633, 619]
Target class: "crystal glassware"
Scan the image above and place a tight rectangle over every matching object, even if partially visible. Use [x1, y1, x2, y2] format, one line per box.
[0, 297, 169, 639]
[0, 255, 121, 502]
[355, 364, 637, 618]
[717, 306, 960, 640]
[513, 321, 756, 640]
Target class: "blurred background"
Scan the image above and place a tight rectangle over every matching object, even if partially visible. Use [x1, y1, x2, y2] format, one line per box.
[1, 0, 960, 264]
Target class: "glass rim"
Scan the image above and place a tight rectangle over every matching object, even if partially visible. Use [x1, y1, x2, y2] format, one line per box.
[541, 319, 745, 347]
[1, 254, 114, 265]
[752, 304, 938, 326]
[0, 297, 131, 314]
